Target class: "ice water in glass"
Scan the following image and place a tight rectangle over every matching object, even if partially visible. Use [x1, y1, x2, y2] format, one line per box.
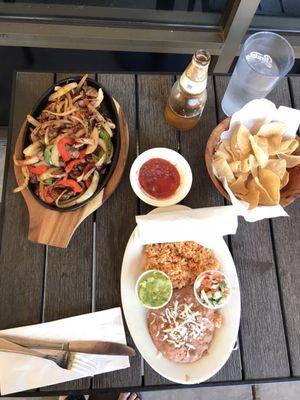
[222, 32, 295, 116]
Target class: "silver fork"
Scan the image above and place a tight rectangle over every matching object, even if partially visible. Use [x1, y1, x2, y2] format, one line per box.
[0, 338, 97, 375]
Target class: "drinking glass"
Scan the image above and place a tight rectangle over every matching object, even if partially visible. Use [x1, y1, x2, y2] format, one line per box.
[221, 32, 295, 116]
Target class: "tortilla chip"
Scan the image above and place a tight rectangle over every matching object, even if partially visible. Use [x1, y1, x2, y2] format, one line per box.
[257, 122, 286, 137]
[249, 135, 269, 168]
[256, 122, 285, 155]
[256, 168, 281, 205]
[223, 140, 237, 161]
[277, 152, 300, 168]
[228, 161, 240, 175]
[249, 154, 258, 178]
[253, 178, 274, 205]
[229, 126, 239, 158]
[229, 174, 249, 196]
[214, 141, 233, 162]
[280, 171, 289, 189]
[229, 159, 250, 176]
[230, 124, 251, 159]
[266, 159, 286, 179]
[242, 178, 260, 210]
[212, 156, 235, 183]
[255, 136, 269, 153]
[266, 135, 282, 156]
[278, 139, 299, 155]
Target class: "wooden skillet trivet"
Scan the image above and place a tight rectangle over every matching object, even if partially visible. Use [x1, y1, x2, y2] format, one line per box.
[14, 99, 129, 248]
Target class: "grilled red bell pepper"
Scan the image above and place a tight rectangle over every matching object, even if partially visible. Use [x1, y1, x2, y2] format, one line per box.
[43, 187, 54, 204]
[79, 149, 86, 159]
[65, 159, 82, 173]
[65, 149, 86, 173]
[28, 165, 48, 175]
[83, 98, 90, 107]
[57, 137, 75, 162]
[83, 162, 94, 175]
[55, 178, 83, 193]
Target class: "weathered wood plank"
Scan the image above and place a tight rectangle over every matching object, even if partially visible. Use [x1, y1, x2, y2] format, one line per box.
[138, 74, 243, 384]
[40, 73, 94, 391]
[93, 73, 142, 389]
[181, 75, 242, 382]
[137, 74, 177, 385]
[177, 74, 242, 382]
[180, 76, 224, 208]
[289, 76, 300, 110]
[138, 75, 177, 152]
[0, 72, 53, 330]
[269, 76, 300, 377]
[44, 74, 94, 323]
[214, 75, 290, 379]
[138, 74, 178, 229]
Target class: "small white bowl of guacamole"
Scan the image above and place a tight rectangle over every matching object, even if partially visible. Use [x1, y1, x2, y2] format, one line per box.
[135, 269, 173, 309]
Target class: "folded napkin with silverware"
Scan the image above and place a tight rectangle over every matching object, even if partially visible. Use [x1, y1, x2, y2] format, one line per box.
[0, 308, 131, 395]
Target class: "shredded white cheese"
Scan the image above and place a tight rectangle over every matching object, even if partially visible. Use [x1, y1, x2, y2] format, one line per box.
[158, 299, 214, 351]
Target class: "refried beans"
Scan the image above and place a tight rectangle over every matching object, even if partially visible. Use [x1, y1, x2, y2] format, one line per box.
[147, 286, 221, 363]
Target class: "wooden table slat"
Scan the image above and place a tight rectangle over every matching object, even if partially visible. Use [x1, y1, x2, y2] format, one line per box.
[180, 76, 225, 209]
[92, 73, 142, 389]
[180, 75, 243, 382]
[39, 73, 95, 391]
[0, 72, 53, 330]
[214, 76, 290, 380]
[44, 72, 94, 325]
[267, 76, 300, 377]
[137, 74, 178, 386]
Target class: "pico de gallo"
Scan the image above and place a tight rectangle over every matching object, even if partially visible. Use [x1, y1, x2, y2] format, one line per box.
[13, 74, 115, 208]
[195, 270, 231, 309]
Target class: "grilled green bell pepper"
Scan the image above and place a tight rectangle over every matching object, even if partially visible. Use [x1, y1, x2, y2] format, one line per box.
[99, 128, 113, 162]
[44, 145, 53, 165]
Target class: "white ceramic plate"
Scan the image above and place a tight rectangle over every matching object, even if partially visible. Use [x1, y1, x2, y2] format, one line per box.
[121, 205, 241, 385]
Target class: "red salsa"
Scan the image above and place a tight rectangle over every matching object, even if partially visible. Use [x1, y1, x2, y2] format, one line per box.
[138, 158, 180, 199]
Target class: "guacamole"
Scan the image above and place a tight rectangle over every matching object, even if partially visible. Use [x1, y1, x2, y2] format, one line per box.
[138, 270, 172, 308]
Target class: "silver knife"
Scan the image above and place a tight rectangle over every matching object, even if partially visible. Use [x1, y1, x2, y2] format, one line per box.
[0, 336, 135, 357]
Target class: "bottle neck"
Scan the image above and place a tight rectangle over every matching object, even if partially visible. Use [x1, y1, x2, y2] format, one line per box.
[179, 73, 207, 95]
[179, 50, 210, 95]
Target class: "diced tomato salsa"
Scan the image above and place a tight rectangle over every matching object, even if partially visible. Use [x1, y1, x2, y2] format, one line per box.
[197, 270, 230, 308]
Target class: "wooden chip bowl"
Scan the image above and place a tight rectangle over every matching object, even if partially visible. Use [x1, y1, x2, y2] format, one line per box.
[205, 118, 300, 208]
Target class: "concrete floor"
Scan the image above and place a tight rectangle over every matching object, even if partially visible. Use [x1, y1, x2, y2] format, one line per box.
[0, 137, 300, 398]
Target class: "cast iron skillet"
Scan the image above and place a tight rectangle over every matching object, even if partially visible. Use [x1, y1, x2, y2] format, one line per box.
[23, 76, 120, 212]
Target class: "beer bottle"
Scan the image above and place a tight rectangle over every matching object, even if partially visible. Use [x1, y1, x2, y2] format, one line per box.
[164, 50, 210, 131]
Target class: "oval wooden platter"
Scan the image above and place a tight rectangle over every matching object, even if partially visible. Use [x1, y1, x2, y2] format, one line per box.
[205, 118, 300, 208]
[14, 99, 129, 248]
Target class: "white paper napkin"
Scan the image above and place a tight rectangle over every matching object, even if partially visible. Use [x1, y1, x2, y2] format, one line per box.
[215, 99, 300, 222]
[136, 205, 238, 248]
[0, 308, 130, 395]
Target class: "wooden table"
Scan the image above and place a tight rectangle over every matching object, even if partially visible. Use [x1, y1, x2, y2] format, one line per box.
[0, 72, 299, 396]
